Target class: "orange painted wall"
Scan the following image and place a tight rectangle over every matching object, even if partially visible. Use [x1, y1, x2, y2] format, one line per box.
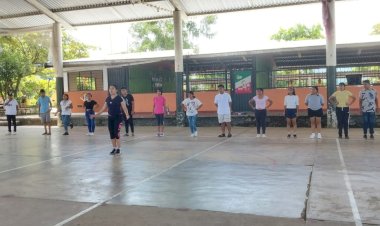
[68, 86, 379, 114]
[68, 91, 108, 113]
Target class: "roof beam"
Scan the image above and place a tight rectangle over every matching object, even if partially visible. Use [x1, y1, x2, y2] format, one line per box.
[25, 0, 73, 28]
[0, 24, 53, 35]
[167, 0, 187, 13]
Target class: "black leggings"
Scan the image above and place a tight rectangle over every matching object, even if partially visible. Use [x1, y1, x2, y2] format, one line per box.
[255, 109, 267, 134]
[108, 115, 122, 139]
[7, 115, 16, 132]
[123, 114, 134, 133]
[336, 107, 349, 136]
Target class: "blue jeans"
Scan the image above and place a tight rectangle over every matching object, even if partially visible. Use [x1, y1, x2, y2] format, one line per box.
[188, 115, 198, 134]
[362, 112, 376, 135]
[85, 110, 96, 133]
[61, 115, 71, 132]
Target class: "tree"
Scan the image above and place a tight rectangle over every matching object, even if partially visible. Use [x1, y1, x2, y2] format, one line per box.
[0, 31, 93, 101]
[371, 23, 380, 35]
[129, 15, 217, 52]
[62, 31, 95, 60]
[271, 24, 324, 41]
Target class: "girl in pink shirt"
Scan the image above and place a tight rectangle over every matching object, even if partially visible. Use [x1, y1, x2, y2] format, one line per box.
[153, 89, 169, 136]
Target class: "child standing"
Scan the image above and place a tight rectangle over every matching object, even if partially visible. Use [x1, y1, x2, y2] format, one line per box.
[58, 94, 73, 135]
[4, 93, 19, 135]
[83, 93, 98, 136]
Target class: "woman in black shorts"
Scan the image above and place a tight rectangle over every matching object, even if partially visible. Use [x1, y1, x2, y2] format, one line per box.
[305, 86, 324, 139]
[284, 87, 299, 138]
[93, 85, 130, 155]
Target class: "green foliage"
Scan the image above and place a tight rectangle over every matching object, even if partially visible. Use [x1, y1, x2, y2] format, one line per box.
[271, 24, 324, 41]
[62, 31, 95, 60]
[19, 69, 56, 105]
[129, 15, 217, 52]
[0, 32, 49, 100]
[0, 31, 92, 103]
[371, 23, 380, 35]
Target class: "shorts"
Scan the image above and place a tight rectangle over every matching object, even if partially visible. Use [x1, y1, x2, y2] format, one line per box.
[155, 114, 164, 126]
[285, 109, 297, 119]
[108, 115, 122, 139]
[40, 112, 51, 123]
[308, 108, 323, 118]
[218, 114, 231, 124]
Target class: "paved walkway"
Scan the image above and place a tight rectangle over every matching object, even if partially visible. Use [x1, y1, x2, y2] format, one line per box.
[0, 126, 379, 226]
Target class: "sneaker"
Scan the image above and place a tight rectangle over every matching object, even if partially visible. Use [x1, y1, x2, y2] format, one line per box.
[309, 133, 316, 139]
[287, 134, 291, 139]
[42, 132, 47, 135]
[156, 133, 161, 137]
[227, 133, 232, 138]
[261, 134, 266, 138]
[160, 133, 165, 137]
[115, 149, 121, 155]
[90, 133, 95, 136]
[293, 134, 297, 139]
[124, 133, 129, 137]
[370, 134, 375, 139]
[86, 133, 92, 136]
[339, 135, 343, 139]
[317, 133, 322, 139]
[256, 134, 261, 138]
[345, 135, 349, 139]
[363, 134, 368, 139]
[12, 131, 16, 135]
[194, 131, 198, 137]
[218, 134, 226, 137]
[70, 123, 74, 129]
[6, 131, 11, 135]
[190, 133, 195, 137]
[110, 149, 116, 155]
[63, 132, 69, 135]
[131, 133, 135, 136]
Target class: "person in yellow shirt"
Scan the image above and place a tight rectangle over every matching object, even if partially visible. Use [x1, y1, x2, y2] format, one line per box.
[329, 83, 356, 139]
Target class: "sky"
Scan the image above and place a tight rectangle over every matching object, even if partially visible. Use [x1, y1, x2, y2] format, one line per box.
[67, 0, 380, 58]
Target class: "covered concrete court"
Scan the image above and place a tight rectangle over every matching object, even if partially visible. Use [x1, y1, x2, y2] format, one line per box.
[0, 126, 379, 226]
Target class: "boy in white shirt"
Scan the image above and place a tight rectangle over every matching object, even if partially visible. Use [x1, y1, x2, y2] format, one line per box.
[4, 93, 19, 134]
[214, 84, 232, 137]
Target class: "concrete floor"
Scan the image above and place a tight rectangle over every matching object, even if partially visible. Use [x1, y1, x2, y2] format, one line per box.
[0, 126, 379, 226]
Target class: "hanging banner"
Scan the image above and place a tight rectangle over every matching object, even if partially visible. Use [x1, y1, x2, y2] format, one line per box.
[234, 71, 252, 94]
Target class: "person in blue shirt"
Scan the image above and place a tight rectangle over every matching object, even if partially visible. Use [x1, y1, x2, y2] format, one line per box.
[37, 89, 52, 135]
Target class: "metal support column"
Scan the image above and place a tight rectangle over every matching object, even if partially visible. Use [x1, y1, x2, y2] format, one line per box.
[174, 10, 185, 126]
[323, 0, 337, 128]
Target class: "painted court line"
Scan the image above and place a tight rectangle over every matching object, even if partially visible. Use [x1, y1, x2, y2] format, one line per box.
[54, 138, 232, 226]
[336, 139, 363, 226]
[0, 136, 150, 175]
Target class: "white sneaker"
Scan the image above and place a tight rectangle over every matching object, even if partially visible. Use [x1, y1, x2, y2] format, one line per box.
[256, 134, 261, 138]
[12, 131, 16, 135]
[190, 133, 195, 137]
[317, 133, 322, 139]
[194, 131, 198, 137]
[90, 133, 95, 136]
[262, 134, 267, 138]
[309, 133, 316, 139]
[86, 133, 91, 136]
[6, 131, 11, 135]
[160, 133, 165, 137]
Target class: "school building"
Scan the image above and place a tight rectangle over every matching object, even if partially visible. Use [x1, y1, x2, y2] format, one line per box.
[63, 40, 380, 115]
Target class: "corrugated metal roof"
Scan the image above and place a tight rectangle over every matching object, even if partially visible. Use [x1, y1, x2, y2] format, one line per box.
[0, 0, 329, 32]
